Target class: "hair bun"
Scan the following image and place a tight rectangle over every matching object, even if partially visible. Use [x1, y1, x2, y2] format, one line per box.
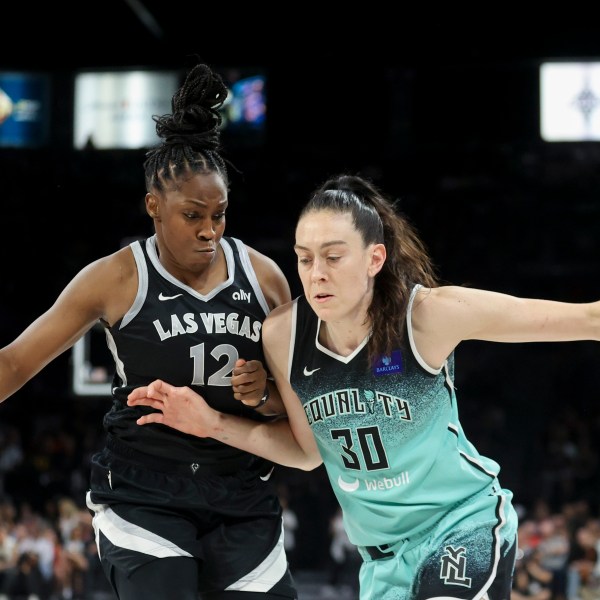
[154, 63, 228, 145]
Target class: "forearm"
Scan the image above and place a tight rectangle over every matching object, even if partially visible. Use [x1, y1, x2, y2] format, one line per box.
[0, 355, 31, 402]
[209, 411, 321, 471]
[127, 379, 322, 469]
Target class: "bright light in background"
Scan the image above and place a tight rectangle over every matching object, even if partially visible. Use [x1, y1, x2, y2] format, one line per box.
[73, 70, 179, 149]
[540, 62, 600, 141]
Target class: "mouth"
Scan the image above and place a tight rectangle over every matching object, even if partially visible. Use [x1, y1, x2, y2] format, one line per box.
[313, 292, 333, 303]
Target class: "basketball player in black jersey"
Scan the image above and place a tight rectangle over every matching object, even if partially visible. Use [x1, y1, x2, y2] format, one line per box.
[0, 63, 296, 599]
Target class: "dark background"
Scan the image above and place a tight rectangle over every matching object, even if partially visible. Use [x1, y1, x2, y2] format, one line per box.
[1, 5, 599, 568]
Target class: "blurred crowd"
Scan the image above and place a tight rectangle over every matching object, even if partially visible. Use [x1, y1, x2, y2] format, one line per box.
[511, 498, 600, 600]
[0, 494, 111, 600]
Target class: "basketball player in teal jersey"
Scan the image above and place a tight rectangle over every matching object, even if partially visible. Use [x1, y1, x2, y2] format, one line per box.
[127, 174, 600, 599]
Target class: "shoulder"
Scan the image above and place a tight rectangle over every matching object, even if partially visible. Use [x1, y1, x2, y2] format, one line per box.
[262, 300, 295, 366]
[263, 300, 295, 338]
[244, 243, 283, 275]
[411, 285, 510, 367]
[412, 285, 471, 316]
[77, 245, 139, 325]
[242, 242, 292, 309]
[410, 286, 472, 368]
[82, 244, 137, 283]
[412, 285, 483, 332]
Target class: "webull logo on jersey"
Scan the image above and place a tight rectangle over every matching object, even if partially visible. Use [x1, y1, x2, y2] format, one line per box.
[337, 471, 410, 493]
[153, 312, 261, 341]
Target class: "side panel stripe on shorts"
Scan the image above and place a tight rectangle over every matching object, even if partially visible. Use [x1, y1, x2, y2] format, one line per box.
[225, 520, 287, 592]
[476, 491, 506, 599]
[86, 491, 192, 559]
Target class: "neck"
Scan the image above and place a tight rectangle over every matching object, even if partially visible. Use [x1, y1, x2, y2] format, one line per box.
[319, 318, 371, 357]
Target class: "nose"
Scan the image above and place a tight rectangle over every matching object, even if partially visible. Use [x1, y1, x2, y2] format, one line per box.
[310, 258, 327, 282]
[196, 219, 215, 240]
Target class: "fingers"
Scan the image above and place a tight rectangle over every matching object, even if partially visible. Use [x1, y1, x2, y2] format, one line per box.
[232, 358, 266, 406]
[234, 390, 261, 404]
[127, 379, 169, 403]
[232, 376, 262, 391]
[136, 413, 164, 426]
[125, 383, 167, 426]
[146, 378, 172, 396]
[232, 360, 265, 387]
[128, 397, 163, 410]
[232, 379, 263, 397]
[232, 359, 261, 376]
[127, 386, 150, 400]
[127, 380, 170, 424]
[233, 378, 267, 404]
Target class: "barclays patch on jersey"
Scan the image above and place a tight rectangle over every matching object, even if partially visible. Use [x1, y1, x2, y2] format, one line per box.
[373, 350, 403, 376]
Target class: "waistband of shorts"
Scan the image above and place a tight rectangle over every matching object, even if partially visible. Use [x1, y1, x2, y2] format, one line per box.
[358, 534, 422, 562]
[104, 433, 260, 477]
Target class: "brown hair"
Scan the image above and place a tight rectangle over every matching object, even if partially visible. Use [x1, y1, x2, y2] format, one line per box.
[300, 174, 439, 365]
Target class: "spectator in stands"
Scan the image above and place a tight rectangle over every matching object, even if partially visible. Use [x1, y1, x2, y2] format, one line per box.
[511, 547, 553, 599]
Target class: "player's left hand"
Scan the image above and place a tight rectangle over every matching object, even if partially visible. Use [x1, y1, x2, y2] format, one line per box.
[232, 358, 267, 406]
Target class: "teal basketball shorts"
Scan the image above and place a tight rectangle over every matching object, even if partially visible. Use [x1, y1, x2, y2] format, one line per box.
[357, 483, 518, 600]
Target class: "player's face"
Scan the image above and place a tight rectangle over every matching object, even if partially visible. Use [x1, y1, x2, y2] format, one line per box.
[294, 210, 385, 324]
[149, 171, 228, 274]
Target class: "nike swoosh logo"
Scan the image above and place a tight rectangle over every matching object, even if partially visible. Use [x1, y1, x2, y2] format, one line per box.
[303, 366, 320, 376]
[260, 467, 275, 482]
[158, 293, 183, 301]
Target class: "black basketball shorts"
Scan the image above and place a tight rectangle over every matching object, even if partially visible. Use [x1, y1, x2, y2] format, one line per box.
[86, 446, 297, 599]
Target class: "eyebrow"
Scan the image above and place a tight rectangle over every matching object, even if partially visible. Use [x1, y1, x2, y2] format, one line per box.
[184, 199, 228, 208]
[294, 240, 348, 251]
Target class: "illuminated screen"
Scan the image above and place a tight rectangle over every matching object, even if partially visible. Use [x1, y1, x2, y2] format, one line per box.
[73, 70, 179, 149]
[0, 72, 50, 147]
[73, 68, 266, 151]
[540, 61, 600, 141]
[219, 68, 267, 146]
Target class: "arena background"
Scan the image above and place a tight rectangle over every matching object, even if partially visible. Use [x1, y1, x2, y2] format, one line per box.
[1, 7, 599, 599]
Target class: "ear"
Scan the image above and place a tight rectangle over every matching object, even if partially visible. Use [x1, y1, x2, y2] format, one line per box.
[368, 243, 386, 277]
[145, 193, 160, 220]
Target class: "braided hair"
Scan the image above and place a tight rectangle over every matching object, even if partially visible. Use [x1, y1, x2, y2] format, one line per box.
[143, 63, 230, 194]
[300, 174, 439, 366]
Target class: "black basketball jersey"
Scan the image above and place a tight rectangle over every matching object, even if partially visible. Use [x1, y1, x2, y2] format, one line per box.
[102, 235, 274, 465]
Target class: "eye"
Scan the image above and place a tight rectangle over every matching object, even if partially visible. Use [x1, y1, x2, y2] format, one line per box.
[327, 256, 340, 262]
[183, 212, 199, 220]
[213, 213, 226, 221]
[298, 256, 312, 265]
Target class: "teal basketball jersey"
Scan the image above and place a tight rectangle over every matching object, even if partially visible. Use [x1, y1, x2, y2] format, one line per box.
[288, 284, 504, 547]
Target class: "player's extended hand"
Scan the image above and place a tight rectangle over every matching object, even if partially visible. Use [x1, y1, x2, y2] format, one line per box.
[232, 358, 267, 406]
[127, 379, 213, 437]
